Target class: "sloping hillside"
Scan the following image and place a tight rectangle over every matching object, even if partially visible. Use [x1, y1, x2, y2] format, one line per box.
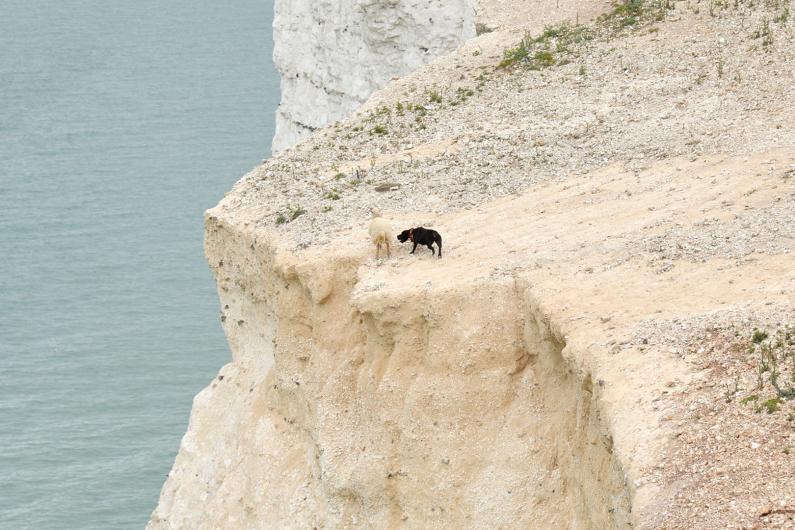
[150, 0, 795, 527]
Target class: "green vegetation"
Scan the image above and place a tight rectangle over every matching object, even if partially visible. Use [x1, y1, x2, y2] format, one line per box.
[740, 394, 759, 404]
[499, 35, 532, 68]
[475, 22, 493, 35]
[288, 204, 306, 221]
[372, 124, 388, 136]
[499, 0, 790, 71]
[450, 86, 476, 106]
[597, 0, 673, 29]
[751, 18, 774, 47]
[764, 328, 795, 398]
[740, 327, 795, 412]
[474, 71, 490, 91]
[533, 50, 556, 68]
[499, 0, 674, 70]
[761, 397, 781, 413]
[499, 21, 597, 69]
[276, 204, 306, 225]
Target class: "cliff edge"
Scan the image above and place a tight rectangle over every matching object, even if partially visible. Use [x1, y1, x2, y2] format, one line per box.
[150, 0, 795, 527]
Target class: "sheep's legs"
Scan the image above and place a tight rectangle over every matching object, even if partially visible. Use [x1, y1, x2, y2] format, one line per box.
[374, 240, 391, 259]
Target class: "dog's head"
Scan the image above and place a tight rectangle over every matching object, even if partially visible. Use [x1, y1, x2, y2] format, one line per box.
[397, 229, 411, 243]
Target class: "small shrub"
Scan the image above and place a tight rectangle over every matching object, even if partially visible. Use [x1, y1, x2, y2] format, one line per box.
[289, 207, 304, 220]
[475, 22, 493, 35]
[761, 397, 782, 414]
[499, 34, 532, 68]
[499, 21, 597, 70]
[372, 125, 388, 135]
[428, 90, 443, 104]
[748, 327, 795, 400]
[532, 50, 556, 69]
[751, 19, 774, 48]
[723, 376, 740, 402]
[741, 394, 759, 404]
[324, 189, 341, 200]
[752, 329, 769, 344]
[275, 213, 287, 225]
[288, 204, 306, 221]
[597, 0, 673, 30]
[450, 86, 476, 105]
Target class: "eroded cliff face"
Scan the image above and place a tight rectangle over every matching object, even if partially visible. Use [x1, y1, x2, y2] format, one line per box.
[149, 146, 795, 528]
[150, 0, 795, 525]
[271, 0, 476, 152]
[148, 211, 634, 529]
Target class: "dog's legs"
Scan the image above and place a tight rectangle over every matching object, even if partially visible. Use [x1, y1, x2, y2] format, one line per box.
[427, 244, 435, 255]
[436, 235, 442, 258]
[411, 242, 418, 254]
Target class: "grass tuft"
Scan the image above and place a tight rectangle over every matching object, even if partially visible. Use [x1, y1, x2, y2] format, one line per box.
[475, 22, 494, 35]
[500, 0, 675, 71]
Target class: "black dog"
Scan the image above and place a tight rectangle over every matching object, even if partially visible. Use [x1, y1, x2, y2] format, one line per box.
[397, 227, 442, 258]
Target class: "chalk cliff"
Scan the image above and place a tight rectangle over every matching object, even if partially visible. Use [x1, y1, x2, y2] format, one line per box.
[150, 0, 795, 527]
[271, 0, 476, 152]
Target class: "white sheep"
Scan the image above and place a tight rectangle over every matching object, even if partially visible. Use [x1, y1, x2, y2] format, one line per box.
[368, 209, 393, 259]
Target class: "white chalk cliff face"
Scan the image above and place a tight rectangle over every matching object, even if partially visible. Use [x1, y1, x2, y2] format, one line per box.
[271, 0, 476, 153]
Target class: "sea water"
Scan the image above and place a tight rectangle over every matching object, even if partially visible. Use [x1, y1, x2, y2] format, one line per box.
[0, 1, 278, 527]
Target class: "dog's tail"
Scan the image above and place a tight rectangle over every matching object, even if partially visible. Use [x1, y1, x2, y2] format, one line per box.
[436, 233, 442, 258]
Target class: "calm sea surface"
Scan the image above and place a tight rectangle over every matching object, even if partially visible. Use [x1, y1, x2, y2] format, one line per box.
[0, 1, 278, 527]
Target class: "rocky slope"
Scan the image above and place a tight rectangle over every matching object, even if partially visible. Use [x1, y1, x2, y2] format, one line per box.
[150, 0, 795, 527]
[271, 0, 476, 152]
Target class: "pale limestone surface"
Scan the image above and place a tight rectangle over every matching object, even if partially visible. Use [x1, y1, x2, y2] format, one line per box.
[149, 0, 795, 527]
[149, 150, 794, 529]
